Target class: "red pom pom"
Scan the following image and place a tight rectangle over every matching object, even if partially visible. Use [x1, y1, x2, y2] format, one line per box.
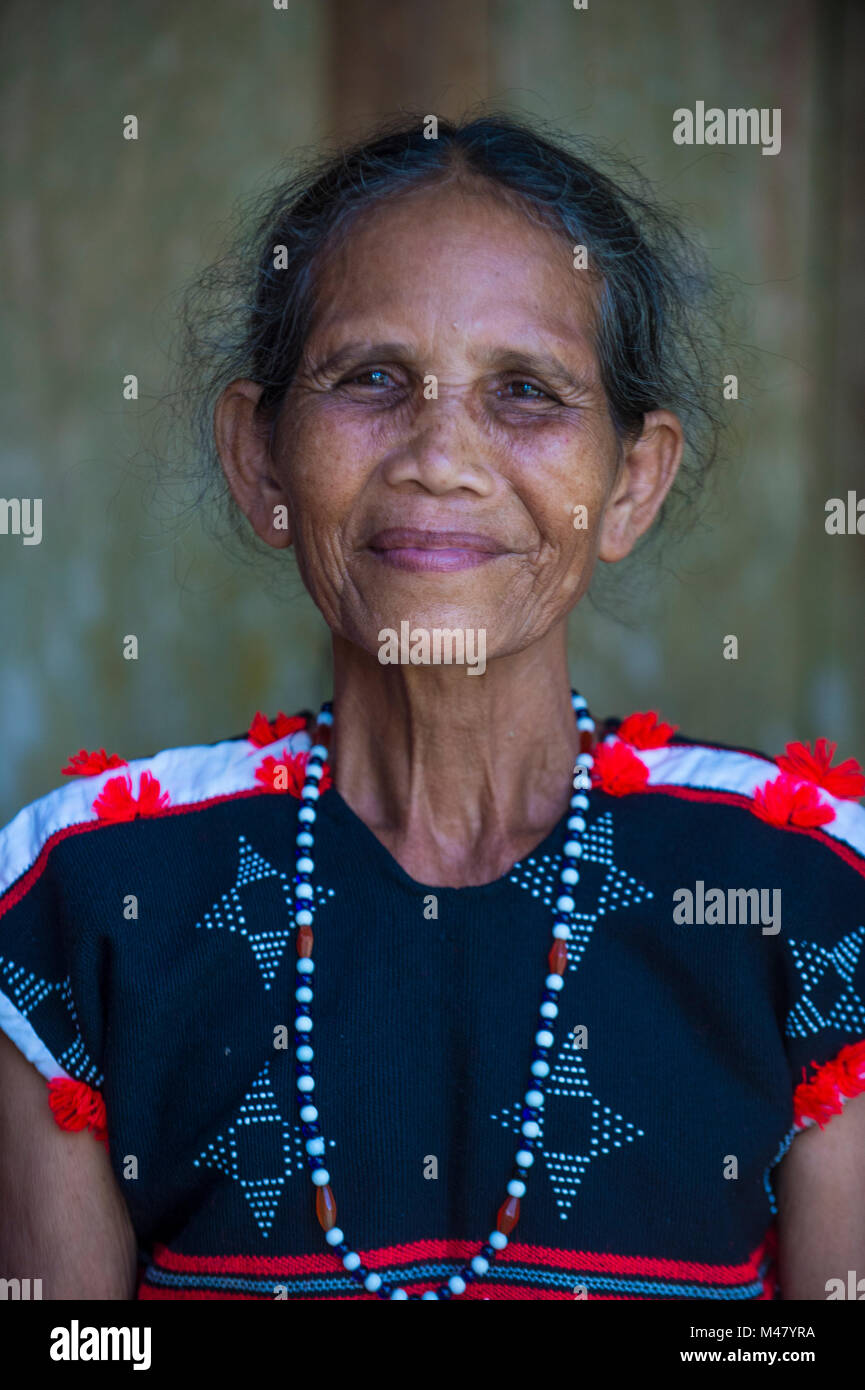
[47, 1077, 108, 1143]
[591, 741, 650, 796]
[776, 738, 865, 801]
[255, 749, 333, 797]
[751, 772, 835, 830]
[247, 711, 308, 748]
[61, 749, 128, 777]
[793, 1042, 865, 1130]
[92, 771, 171, 822]
[615, 710, 678, 749]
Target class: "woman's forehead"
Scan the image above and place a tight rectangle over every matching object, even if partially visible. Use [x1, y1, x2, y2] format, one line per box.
[308, 183, 600, 361]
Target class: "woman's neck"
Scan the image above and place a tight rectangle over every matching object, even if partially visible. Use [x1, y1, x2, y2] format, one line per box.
[326, 626, 581, 887]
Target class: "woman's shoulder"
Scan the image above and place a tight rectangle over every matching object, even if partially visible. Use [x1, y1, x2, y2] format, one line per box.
[595, 709, 865, 873]
[0, 711, 315, 905]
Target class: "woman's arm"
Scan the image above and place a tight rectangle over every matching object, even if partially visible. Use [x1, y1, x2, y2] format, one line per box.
[0, 1028, 138, 1299]
[776, 1090, 865, 1300]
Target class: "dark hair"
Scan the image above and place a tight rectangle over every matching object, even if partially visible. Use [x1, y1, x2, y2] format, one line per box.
[169, 111, 730, 567]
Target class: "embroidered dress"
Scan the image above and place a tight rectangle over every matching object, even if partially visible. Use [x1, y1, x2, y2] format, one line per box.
[1, 711, 864, 1301]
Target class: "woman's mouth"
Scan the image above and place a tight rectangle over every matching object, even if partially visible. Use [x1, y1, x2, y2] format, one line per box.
[366, 528, 508, 572]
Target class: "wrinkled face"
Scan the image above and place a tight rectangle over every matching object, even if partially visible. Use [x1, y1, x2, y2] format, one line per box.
[254, 180, 641, 659]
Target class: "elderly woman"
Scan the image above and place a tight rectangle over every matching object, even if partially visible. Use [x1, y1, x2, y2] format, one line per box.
[1, 116, 864, 1303]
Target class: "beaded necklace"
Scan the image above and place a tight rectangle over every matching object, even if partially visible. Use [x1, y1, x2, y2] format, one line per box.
[291, 690, 596, 1300]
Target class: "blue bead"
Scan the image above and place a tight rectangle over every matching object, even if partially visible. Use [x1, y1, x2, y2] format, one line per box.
[295, 1063, 312, 1077]
[438, 1287, 452, 1299]
[295, 1003, 311, 1017]
[377, 1286, 391, 1300]
[337, 1243, 349, 1255]
[461, 1267, 477, 1284]
[301, 1122, 320, 1137]
[541, 989, 558, 1003]
[481, 1244, 495, 1258]
[531, 1046, 549, 1060]
[351, 1266, 369, 1282]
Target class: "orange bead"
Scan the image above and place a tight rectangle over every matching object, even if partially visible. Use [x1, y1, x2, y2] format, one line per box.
[297, 924, 314, 958]
[316, 1183, 337, 1231]
[496, 1195, 521, 1235]
[579, 729, 595, 753]
[548, 939, 568, 974]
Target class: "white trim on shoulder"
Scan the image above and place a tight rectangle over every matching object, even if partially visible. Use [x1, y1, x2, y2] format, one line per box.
[0, 730, 312, 900]
[606, 737, 865, 862]
[0, 986, 68, 1081]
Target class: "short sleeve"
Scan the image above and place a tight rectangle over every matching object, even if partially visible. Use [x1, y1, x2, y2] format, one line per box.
[0, 787, 107, 1141]
[781, 806, 865, 1133]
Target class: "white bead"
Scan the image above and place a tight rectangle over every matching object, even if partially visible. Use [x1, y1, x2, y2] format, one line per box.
[577, 753, 594, 768]
[297, 856, 314, 874]
[305, 761, 323, 778]
[343, 1251, 360, 1270]
[556, 895, 575, 913]
[572, 794, 590, 809]
[305, 1137, 324, 1156]
[421, 1291, 439, 1300]
[577, 716, 595, 730]
[531, 1060, 550, 1078]
[390, 1288, 409, 1299]
[296, 884, 313, 900]
[297, 1075, 314, 1092]
[471, 1256, 489, 1275]
[525, 1089, 544, 1108]
[298, 806, 316, 823]
[567, 815, 586, 832]
[310, 740, 329, 757]
[295, 1015, 313, 1032]
[317, 710, 333, 726]
[295, 909, 313, 927]
[296, 986, 313, 1003]
[296, 1045, 313, 1062]
[507, 1179, 527, 1197]
[300, 1104, 318, 1123]
[521, 1120, 540, 1139]
[552, 924, 571, 940]
[297, 958, 314, 974]
[540, 1001, 558, 1019]
[364, 1273, 382, 1292]
[563, 841, 583, 859]
[545, 973, 564, 991]
[448, 1276, 466, 1295]
[535, 1029, 554, 1048]
[326, 1226, 344, 1246]
[303, 786, 320, 801]
[560, 867, 578, 885]
[489, 1231, 508, 1250]
[515, 1150, 534, 1168]
[296, 831, 314, 847]
[311, 1168, 330, 1186]
[572, 694, 587, 711]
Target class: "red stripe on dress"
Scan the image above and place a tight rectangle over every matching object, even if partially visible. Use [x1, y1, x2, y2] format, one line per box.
[147, 1237, 768, 1285]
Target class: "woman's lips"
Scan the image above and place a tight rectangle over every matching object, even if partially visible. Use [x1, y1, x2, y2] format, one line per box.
[366, 529, 508, 572]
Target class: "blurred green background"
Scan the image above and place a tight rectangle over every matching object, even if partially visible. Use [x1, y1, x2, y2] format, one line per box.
[1, 0, 863, 821]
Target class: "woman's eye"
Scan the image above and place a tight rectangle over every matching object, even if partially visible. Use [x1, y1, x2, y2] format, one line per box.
[342, 368, 394, 388]
[500, 380, 553, 402]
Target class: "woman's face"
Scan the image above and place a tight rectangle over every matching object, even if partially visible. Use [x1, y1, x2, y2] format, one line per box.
[218, 179, 681, 663]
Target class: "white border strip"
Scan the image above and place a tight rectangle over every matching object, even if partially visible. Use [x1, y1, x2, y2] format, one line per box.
[0, 986, 68, 1081]
[609, 738, 865, 861]
[0, 730, 312, 900]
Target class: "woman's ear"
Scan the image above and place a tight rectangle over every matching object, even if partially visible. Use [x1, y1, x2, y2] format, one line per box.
[213, 380, 293, 549]
[597, 409, 684, 563]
